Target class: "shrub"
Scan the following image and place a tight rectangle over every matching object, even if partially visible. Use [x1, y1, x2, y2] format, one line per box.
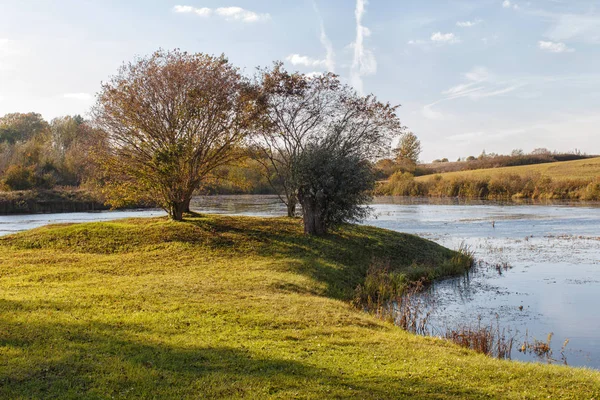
[2, 165, 36, 190]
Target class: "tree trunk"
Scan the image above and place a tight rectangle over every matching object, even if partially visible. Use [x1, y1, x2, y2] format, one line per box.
[286, 201, 296, 218]
[300, 197, 326, 236]
[168, 201, 186, 221]
[285, 192, 297, 218]
[183, 196, 192, 213]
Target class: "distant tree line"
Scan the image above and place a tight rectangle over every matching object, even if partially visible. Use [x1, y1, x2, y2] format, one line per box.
[0, 112, 99, 191]
[373, 147, 595, 181]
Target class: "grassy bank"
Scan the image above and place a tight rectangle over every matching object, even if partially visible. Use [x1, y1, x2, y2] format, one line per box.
[0, 215, 598, 398]
[378, 157, 600, 200]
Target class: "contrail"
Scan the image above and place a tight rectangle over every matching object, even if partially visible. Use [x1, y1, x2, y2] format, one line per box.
[312, 1, 335, 73]
[351, 0, 377, 94]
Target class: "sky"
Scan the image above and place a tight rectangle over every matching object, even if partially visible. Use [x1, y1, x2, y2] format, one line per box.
[0, 0, 598, 162]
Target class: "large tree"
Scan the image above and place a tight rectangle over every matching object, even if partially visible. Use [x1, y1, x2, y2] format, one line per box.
[255, 64, 401, 222]
[92, 49, 261, 220]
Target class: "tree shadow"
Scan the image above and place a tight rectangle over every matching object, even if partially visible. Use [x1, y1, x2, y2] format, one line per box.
[181, 216, 456, 300]
[0, 314, 486, 399]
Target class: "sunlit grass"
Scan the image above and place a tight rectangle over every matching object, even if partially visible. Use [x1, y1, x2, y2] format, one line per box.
[415, 157, 600, 182]
[0, 215, 598, 398]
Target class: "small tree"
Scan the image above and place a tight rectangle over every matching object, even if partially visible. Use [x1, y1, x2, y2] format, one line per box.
[293, 139, 374, 235]
[92, 49, 261, 220]
[394, 131, 421, 165]
[255, 64, 401, 221]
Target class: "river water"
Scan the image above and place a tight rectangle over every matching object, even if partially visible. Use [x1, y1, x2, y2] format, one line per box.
[1, 195, 599, 369]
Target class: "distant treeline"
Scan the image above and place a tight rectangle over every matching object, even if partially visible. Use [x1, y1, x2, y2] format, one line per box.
[418, 151, 595, 176]
[0, 112, 279, 213]
[1, 112, 598, 210]
[374, 149, 596, 181]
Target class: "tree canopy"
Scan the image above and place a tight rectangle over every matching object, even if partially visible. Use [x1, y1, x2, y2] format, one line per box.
[394, 131, 421, 165]
[92, 49, 263, 220]
[254, 63, 403, 230]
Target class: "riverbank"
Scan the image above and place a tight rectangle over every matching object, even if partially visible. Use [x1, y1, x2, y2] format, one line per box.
[1, 215, 599, 398]
[0, 189, 156, 215]
[377, 157, 600, 201]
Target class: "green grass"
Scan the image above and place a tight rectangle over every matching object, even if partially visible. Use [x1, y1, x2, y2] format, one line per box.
[0, 215, 599, 399]
[415, 157, 600, 182]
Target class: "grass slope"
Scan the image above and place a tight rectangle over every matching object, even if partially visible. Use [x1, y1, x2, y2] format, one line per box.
[415, 157, 600, 182]
[0, 215, 599, 399]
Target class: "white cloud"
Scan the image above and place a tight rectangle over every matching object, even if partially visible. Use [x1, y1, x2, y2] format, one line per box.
[502, 1, 519, 10]
[430, 32, 460, 44]
[173, 5, 211, 16]
[456, 19, 482, 28]
[286, 54, 326, 68]
[351, 0, 377, 94]
[63, 93, 93, 101]
[173, 5, 270, 23]
[215, 7, 270, 22]
[538, 40, 574, 53]
[305, 71, 325, 79]
[410, 32, 461, 47]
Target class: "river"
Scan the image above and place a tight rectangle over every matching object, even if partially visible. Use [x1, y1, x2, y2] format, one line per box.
[1, 195, 599, 369]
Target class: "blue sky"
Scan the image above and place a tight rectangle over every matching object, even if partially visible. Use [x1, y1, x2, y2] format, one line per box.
[0, 0, 598, 161]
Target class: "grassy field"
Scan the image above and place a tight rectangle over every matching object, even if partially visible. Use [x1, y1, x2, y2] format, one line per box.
[1, 215, 599, 399]
[377, 157, 600, 200]
[415, 157, 600, 182]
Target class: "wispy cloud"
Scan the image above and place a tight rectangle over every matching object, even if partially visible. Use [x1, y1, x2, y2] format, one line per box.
[507, 4, 600, 44]
[423, 67, 519, 120]
[173, 5, 270, 23]
[350, 0, 377, 95]
[543, 12, 600, 44]
[313, 1, 335, 73]
[63, 93, 93, 101]
[431, 32, 461, 44]
[286, 2, 335, 74]
[456, 19, 482, 28]
[538, 40, 574, 53]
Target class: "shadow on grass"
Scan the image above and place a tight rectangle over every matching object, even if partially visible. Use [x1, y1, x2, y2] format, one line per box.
[0, 313, 485, 399]
[0, 214, 463, 301]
